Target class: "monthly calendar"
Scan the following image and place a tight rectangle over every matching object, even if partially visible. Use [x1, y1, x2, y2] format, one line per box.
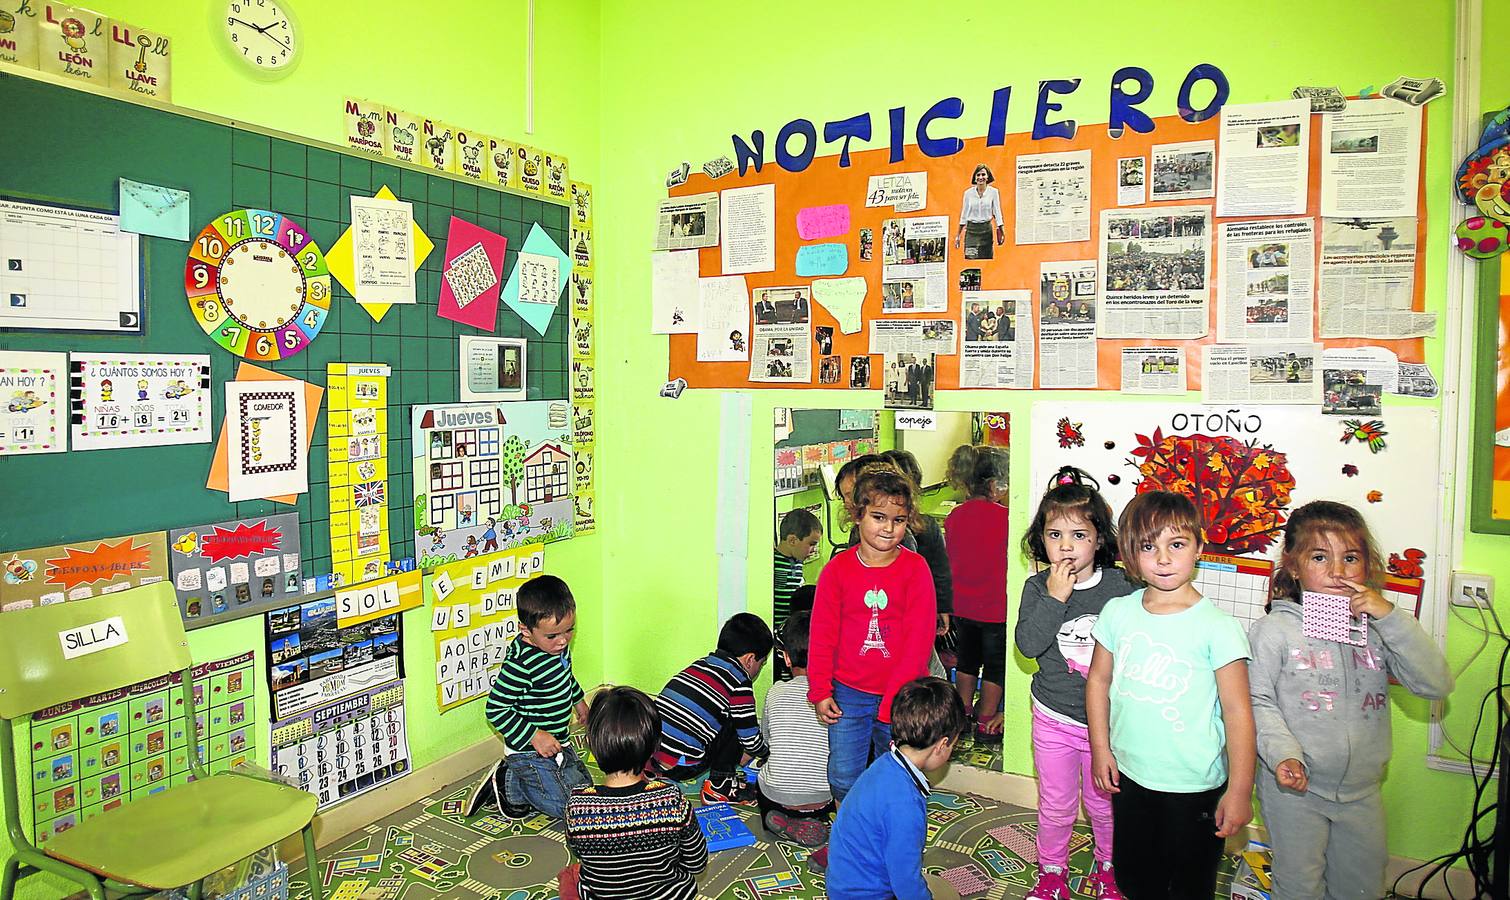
[0, 199, 142, 332]
[1195, 552, 1276, 631]
[270, 680, 409, 810]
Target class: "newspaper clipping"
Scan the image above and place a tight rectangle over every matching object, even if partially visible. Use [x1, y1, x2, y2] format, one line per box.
[1318, 216, 1434, 338]
[1216, 218, 1314, 343]
[869, 319, 957, 356]
[721, 183, 775, 275]
[960, 290, 1034, 389]
[1098, 206, 1211, 339]
[1320, 99, 1422, 217]
[881, 216, 950, 310]
[1015, 150, 1091, 244]
[1120, 347, 1187, 395]
[883, 353, 935, 410]
[1215, 100, 1311, 216]
[1118, 157, 1146, 205]
[1150, 140, 1216, 201]
[695, 275, 749, 362]
[866, 172, 928, 212]
[1039, 260, 1099, 388]
[655, 192, 719, 250]
[1201, 343, 1323, 405]
[749, 286, 811, 382]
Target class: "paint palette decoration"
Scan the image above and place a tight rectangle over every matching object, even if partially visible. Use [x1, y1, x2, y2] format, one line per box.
[1301, 591, 1368, 645]
[185, 209, 332, 360]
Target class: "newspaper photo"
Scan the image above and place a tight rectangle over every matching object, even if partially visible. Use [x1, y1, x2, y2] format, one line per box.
[1321, 368, 1383, 416]
[869, 319, 956, 355]
[883, 352, 935, 410]
[1015, 150, 1091, 244]
[1201, 343, 1323, 405]
[749, 286, 811, 383]
[655, 192, 719, 250]
[1118, 157, 1146, 205]
[1120, 347, 1187, 394]
[1216, 218, 1314, 343]
[960, 290, 1034, 389]
[1150, 141, 1216, 201]
[881, 216, 950, 310]
[1395, 362, 1438, 398]
[721, 184, 775, 275]
[695, 275, 750, 363]
[1292, 86, 1348, 113]
[1098, 206, 1211, 339]
[1038, 260, 1099, 388]
[1320, 346, 1399, 395]
[1215, 100, 1311, 216]
[1319, 99, 1422, 217]
[1318, 216, 1435, 338]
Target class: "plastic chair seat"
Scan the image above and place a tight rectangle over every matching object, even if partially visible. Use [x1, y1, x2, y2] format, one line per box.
[42, 773, 317, 890]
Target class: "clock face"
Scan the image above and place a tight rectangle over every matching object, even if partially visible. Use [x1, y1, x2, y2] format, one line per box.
[222, 0, 299, 73]
[186, 210, 331, 360]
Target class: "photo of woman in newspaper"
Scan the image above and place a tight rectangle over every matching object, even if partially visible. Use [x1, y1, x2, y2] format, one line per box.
[884, 352, 935, 409]
[953, 164, 1005, 260]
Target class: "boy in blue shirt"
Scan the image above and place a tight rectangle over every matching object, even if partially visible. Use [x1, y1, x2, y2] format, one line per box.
[825, 677, 967, 899]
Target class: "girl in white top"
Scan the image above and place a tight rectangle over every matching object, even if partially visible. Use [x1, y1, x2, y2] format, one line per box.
[954, 164, 1005, 259]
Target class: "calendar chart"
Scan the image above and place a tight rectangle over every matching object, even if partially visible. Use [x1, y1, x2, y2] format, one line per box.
[1195, 552, 1275, 631]
[0, 199, 142, 333]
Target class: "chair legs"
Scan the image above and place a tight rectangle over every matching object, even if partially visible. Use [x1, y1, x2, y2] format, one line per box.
[0, 856, 18, 900]
[302, 824, 322, 900]
[187, 877, 204, 900]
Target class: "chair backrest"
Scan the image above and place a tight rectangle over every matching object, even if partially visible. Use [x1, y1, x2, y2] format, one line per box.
[0, 582, 191, 719]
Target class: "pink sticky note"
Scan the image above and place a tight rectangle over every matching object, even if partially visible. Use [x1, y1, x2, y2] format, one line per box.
[437, 216, 508, 330]
[796, 204, 851, 240]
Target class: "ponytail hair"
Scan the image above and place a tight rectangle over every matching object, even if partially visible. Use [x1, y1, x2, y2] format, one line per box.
[1021, 466, 1118, 569]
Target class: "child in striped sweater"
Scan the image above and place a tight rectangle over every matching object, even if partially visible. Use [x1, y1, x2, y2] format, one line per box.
[562, 687, 708, 900]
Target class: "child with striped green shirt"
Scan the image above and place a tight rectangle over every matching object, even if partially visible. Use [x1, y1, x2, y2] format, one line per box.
[474, 575, 591, 819]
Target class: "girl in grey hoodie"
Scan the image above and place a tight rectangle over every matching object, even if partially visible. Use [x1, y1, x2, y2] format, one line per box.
[1248, 501, 1453, 900]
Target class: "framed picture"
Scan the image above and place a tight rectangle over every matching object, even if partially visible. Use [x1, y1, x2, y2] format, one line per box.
[1471, 255, 1510, 534]
[459, 336, 527, 401]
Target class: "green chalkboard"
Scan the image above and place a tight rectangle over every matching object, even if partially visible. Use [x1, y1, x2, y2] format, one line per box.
[775, 408, 878, 450]
[0, 72, 571, 579]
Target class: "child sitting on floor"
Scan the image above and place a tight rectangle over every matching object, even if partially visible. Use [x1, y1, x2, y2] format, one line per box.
[560, 686, 708, 900]
[651, 613, 772, 803]
[756, 611, 833, 848]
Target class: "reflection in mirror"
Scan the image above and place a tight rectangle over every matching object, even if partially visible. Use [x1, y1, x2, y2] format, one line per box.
[773, 409, 1010, 774]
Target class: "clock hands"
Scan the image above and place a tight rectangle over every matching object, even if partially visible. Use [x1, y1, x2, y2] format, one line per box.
[258, 25, 291, 53]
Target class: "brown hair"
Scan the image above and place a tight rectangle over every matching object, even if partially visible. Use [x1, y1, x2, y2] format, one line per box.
[890, 676, 968, 749]
[1116, 490, 1203, 584]
[1022, 466, 1118, 569]
[947, 444, 1009, 500]
[1272, 500, 1384, 602]
[847, 466, 921, 530]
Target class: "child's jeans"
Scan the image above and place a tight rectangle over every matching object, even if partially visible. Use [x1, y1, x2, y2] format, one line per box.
[503, 745, 592, 818]
[1032, 707, 1113, 869]
[826, 681, 892, 802]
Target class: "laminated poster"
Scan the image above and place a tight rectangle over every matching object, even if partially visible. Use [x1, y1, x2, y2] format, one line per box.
[68, 353, 212, 451]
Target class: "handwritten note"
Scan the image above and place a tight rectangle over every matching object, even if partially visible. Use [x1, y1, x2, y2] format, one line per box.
[796, 243, 848, 277]
[796, 204, 851, 240]
[812, 277, 868, 334]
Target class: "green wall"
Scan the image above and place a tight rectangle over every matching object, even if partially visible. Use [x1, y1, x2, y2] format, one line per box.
[596, 0, 1473, 865]
[1, 2, 602, 897]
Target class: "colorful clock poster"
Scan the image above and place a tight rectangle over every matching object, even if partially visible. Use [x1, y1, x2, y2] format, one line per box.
[412, 401, 574, 567]
[185, 209, 331, 361]
[429, 544, 544, 711]
[436, 217, 507, 330]
[328, 364, 391, 587]
[0, 350, 67, 455]
[68, 353, 212, 451]
[167, 513, 302, 627]
[1, 530, 169, 612]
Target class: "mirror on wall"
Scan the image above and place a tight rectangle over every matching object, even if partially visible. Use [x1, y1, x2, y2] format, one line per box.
[772, 408, 1010, 772]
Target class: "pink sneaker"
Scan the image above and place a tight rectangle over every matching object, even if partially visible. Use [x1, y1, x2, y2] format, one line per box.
[1088, 861, 1124, 899]
[1026, 868, 1069, 900]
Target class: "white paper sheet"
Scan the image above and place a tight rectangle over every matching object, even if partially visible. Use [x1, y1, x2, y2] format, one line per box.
[651, 250, 701, 333]
[226, 381, 309, 502]
[696, 275, 750, 362]
[349, 196, 415, 304]
[812, 277, 868, 334]
[720, 184, 775, 275]
[1320, 99, 1422, 217]
[1216, 100, 1311, 216]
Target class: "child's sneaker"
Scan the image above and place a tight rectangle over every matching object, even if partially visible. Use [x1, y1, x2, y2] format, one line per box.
[1025, 867, 1069, 900]
[763, 810, 827, 848]
[806, 845, 828, 875]
[463, 759, 503, 817]
[701, 776, 757, 807]
[1087, 861, 1124, 899]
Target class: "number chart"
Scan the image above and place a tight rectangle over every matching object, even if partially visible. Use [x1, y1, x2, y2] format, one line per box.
[68, 352, 213, 451]
[185, 208, 332, 361]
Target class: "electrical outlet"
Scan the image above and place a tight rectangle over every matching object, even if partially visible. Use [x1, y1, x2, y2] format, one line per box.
[1450, 572, 1495, 608]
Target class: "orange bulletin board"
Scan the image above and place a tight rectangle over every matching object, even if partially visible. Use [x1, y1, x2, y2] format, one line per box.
[667, 110, 1429, 390]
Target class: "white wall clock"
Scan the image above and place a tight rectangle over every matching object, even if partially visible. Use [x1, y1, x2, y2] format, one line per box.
[217, 0, 302, 79]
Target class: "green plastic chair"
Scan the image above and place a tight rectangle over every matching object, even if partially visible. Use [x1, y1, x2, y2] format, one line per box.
[0, 583, 323, 900]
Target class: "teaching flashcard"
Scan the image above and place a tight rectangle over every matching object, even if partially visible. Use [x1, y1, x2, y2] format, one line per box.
[383, 108, 422, 165]
[502, 224, 568, 335]
[412, 401, 574, 568]
[0, 350, 66, 455]
[429, 544, 543, 711]
[459, 337, 527, 402]
[105, 19, 170, 101]
[544, 153, 570, 201]
[328, 364, 392, 587]
[570, 181, 593, 228]
[37, 4, 107, 84]
[265, 596, 402, 720]
[487, 136, 519, 188]
[571, 224, 593, 270]
[270, 680, 408, 810]
[29, 647, 256, 845]
[516, 144, 545, 195]
[454, 128, 489, 182]
[168, 513, 301, 628]
[437, 217, 507, 330]
[420, 118, 456, 173]
[343, 98, 387, 156]
[225, 380, 309, 502]
[0, 199, 142, 333]
[1, 530, 168, 612]
[349, 196, 415, 305]
[0, 1, 40, 67]
[68, 353, 211, 451]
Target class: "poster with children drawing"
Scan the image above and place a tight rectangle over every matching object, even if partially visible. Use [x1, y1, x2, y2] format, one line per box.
[412, 401, 575, 568]
[1029, 402, 1442, 623]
